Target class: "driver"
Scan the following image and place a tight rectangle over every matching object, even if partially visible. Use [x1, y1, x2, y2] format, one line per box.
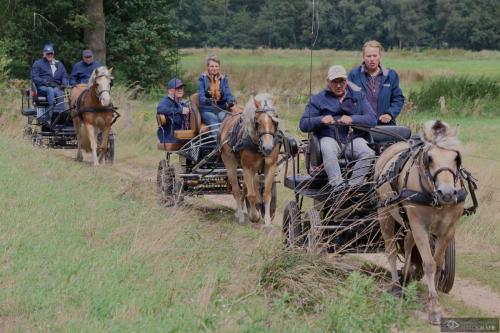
[299, 65, 376, 190]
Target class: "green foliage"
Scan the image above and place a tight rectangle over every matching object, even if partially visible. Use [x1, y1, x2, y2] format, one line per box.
[0, 42, 12, 87]
[409, 75, 500, 113]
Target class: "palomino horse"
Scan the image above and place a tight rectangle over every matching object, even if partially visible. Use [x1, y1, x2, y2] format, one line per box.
[70, 66, 116, 166]
[220, 93, 281, 228]
[375, 120, 468, 325]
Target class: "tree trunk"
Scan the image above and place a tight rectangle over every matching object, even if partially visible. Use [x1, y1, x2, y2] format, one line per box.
[84, 0, 106, 64]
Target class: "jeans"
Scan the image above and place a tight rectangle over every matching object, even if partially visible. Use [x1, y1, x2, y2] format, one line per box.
[37, 86, 65, 112]
[320, 137, 375, 186]
[200, 105, 228, 137]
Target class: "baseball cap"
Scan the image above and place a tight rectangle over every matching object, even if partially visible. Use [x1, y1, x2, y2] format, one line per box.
[327, 65, 347, 81]
[43, 44, 54, 53]
[82, 49, 93, 57]
[167, 78, 184, 89]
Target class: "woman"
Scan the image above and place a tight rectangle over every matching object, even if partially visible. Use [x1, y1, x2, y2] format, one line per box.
[197, 55, 236, 133]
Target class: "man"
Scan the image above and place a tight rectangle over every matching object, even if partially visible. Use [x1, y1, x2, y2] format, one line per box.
[348, 40, 404, 125]
[70, 49, 102, 86]
[300, 65, 376, 189]
[31, 43, 69, 120]
[156, 78, 190, 143]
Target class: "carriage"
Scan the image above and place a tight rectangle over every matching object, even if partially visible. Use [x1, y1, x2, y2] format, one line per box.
[156, 93, 278, 219]
[281, 125, 468, 293]
[20, 82, 115, 162]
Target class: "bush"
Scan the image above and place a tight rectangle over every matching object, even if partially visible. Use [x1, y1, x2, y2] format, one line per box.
[409, 75, 500, 113]
[0, 42, 12, 87]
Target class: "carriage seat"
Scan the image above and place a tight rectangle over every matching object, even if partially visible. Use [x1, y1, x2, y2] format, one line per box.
[31, 83, 49, 106]
[369, 125, 411, 145]
[306, 134, 348, 176]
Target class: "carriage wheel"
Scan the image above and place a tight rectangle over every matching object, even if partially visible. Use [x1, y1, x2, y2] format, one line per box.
[258, 181, 277, 221]
[305, 208, 322, 253]
[282, 201, 302, 248]
[157, 159, 181, 207]
[438, 236, 455, 293]
[105, 134, 115, 164]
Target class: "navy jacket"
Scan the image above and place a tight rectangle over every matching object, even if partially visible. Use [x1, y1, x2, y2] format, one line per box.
[197, 73, 235, 109]
[156, 95, 188, 143]
[31, 58, 69, 88]
[348, 64, 404, 125]
[70, 60, 102, 86]
[299, 83, 376, 143]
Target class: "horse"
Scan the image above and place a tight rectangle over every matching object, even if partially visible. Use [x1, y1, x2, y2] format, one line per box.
[375, 120, 467, 325]
[219, 93, 281, 228]
[70, 66, 116, 166]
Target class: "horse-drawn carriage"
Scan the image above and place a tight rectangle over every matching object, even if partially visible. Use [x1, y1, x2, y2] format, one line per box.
[156, 93, 278, 222]
[20, 69, 116, 164]
[281, 124, 477, 296]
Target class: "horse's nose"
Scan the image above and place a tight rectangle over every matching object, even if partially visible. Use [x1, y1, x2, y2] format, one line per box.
[437, 188, 457, 203]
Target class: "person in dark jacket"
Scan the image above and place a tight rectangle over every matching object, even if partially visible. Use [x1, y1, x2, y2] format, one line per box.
[156, 78, 190, 143]
[348, 40, 404, 125]
[31, 44, 69, 118]
[300, 65, 376, 188]
[70, 49, 102, 86]
[197, 55, 235, 135]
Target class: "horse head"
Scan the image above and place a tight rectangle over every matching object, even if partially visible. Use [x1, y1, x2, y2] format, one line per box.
[89, 66, 114, 107]
[244, 93, 280, 156]
[420, 120, 463, 205]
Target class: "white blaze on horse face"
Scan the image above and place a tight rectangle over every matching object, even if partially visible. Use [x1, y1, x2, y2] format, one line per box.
[259, 113, 275, 155]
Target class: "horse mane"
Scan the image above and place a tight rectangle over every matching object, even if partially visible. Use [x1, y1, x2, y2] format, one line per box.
[420, 120, 463, 153]
[88, 66, 110, 86]
[242, 93, 276, 136]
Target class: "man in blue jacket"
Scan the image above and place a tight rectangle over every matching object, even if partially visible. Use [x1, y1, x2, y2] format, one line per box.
[300, 65, 376, 189]
[31, 44, 69, 119]
[156, 78, 190, 143]
[70, 49, 102, 86]
[348, 40, 404, 125]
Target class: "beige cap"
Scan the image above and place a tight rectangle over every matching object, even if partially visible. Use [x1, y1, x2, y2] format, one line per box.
[327, 65, 347, 81]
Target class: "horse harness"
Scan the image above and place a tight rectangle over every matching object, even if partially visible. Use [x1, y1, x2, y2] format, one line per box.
[74, 81, 120, 126]
[229, 106, 283, 157]
[378, 138, 478, 224]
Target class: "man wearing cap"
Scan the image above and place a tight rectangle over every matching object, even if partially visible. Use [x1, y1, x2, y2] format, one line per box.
[31, 43, 69, 119]
[348, 40, 404, 125]
[300, 65, 376, 189]
[70, 49, 102, 86]
[156, 78, 190, 143]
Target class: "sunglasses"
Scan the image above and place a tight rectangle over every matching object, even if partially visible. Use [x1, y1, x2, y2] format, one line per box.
[45, 52, 54, 55]
[84, 55, 93, 58]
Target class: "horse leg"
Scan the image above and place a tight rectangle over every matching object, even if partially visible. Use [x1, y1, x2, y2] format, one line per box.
[262, 162, 277, 228]
[411, 219, 441, 325]
[401, 230, 416, 284]
[73, 117, 83, 162]
[222, 150, 245, 224]
[85, 122, 99, 166]
[99, 123, 111, 164]
[243, 168, 260, 223]
[379, 210, 401, 295]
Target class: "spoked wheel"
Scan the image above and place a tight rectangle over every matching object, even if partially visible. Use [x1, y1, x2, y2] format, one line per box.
[438, 237, 455, 293]
[97, 131, 115, 164]
[157, 159, 182, 207]
[305, 208, 322, 253]
[283, 201, 302, 248]
[258, 181, 277, 221]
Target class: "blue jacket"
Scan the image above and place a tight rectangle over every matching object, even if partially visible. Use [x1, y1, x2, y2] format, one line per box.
[70, 60, 102, 86]
[348, 64, 404, 125]
[299, 83, 376, 143]
[31, 58, 69, 88]
[156, 95, 188, 143]
[197, 73, 235, 109]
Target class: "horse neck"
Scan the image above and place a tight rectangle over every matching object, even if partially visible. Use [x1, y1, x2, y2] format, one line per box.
[82, 84, 101, 107]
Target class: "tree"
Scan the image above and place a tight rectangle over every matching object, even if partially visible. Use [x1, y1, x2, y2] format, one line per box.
[84, 0, 106, 63]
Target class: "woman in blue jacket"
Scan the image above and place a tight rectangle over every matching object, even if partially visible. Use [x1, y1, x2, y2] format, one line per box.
[197, 55, 236, 133]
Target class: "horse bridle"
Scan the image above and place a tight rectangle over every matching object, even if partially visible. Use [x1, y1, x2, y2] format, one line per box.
[92, 73, 113, 101]
[254, 105, 280, 156]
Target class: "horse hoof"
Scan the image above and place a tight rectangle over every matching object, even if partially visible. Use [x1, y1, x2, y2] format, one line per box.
[428, 311, 441, 326]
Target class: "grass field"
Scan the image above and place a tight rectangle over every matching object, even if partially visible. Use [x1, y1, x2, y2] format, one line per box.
[1, 48, 500, 331]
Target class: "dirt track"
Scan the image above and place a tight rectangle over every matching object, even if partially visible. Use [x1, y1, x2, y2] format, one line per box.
[55, 148, 500, 319]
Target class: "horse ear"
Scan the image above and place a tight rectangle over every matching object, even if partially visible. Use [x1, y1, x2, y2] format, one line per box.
[254, 97, 261, 109]
[449, 125, 459, 137]
[108, 67, 113, 74]
[272, 95, 278, 107]
[93, 68, 99, 76]
[271, 116, 280, 124]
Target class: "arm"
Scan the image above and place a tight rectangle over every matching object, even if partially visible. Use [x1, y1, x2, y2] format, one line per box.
[197, 76, 210, 106]
[31, 62, 45, 86]
[386, 71, 404, 119]
[299, 99, 324, 133]
[351, 93, 377, 127]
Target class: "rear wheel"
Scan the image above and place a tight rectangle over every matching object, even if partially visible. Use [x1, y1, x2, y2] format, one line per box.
[105, 134, 115, 164]
[157, 159, 182, 207]
[283, 201, 302, 248]
[305, 208, 322, 253]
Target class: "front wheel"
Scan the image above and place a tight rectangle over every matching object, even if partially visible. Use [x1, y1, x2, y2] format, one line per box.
[157, 159, 182, 207]
[282, 201, 302, 248]
[438, 237, 455, 293]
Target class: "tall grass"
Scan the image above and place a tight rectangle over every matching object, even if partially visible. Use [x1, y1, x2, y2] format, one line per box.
[409, 75, 500, 114]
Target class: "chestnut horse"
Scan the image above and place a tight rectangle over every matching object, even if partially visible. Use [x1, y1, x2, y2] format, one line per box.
[70, 66, 116, 165]
[375, 120, 467, 325]
[220, 93, 281, 228]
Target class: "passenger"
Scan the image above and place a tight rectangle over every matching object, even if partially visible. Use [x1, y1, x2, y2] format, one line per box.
[197, 55, 236, 134]
[300, 65, 376, 189]
[348, 40, 404, 125]
[31, 43, 69, 119]
[70, 49, 102, 86]
[156, 78, 190, 143]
